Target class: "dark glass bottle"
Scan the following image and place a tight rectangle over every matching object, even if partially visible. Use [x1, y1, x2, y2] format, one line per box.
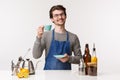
[83, 44, 91, 75]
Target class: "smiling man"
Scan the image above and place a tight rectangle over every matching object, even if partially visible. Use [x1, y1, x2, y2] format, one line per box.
[33, 5, 82, 70]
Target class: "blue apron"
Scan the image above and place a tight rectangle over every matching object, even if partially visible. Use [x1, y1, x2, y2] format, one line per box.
[44, 30, 71, 70]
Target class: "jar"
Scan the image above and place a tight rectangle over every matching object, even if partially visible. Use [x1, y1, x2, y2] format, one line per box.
[87, 62, 97, 76]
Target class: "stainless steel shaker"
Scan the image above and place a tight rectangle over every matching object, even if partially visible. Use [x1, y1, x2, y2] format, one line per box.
[22, 58, 35, 75]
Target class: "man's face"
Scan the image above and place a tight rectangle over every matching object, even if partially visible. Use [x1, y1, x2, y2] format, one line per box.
[51, 10, 66, 26]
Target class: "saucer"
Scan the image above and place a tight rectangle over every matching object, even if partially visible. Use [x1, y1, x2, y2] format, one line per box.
[53, 55, 65, 59]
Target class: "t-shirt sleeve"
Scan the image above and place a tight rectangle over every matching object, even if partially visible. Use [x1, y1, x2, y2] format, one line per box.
[32, 35, 46, 59]
[69, 35, 82, 64]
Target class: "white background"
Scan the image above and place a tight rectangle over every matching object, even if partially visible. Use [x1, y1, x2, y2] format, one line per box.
[0, 0, 120, 75]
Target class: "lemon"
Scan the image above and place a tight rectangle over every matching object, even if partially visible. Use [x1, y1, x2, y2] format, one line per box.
[17, 68, 29, 78]
[21, 68, 29, 73]
[23, 73, 29, 78]
[17, 72, 24, 78]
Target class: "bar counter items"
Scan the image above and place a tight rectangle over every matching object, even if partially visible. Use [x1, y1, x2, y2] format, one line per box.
[80, 43, 97, 76]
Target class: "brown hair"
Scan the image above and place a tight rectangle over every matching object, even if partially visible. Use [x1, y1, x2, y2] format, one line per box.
[49, 5, 66, 18]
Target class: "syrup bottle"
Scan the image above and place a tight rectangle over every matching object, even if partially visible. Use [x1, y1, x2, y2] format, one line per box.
[88, 43, 97, 76]
[83, 43, 91, 75]
[91, 43, 97, 64]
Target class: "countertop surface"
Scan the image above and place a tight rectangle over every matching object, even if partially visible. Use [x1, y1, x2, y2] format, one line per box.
[0, 70, 120, 80]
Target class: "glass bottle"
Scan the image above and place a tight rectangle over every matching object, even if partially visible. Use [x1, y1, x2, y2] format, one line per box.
[83, 43, 91, 75]
[88, 43, 97, 76]
[91, 43, 97, 64]
[78, 58, 85, 75]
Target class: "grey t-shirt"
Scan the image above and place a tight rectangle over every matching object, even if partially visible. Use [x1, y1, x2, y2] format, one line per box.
[32, 30, 82, 64]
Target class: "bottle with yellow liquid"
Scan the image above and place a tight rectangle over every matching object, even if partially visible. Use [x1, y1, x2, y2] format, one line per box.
[91, 43, 97, 64]
[88, 43, 97, 76]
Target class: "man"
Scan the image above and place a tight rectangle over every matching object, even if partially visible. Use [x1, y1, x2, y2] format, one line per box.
[33, 5, 82, 70]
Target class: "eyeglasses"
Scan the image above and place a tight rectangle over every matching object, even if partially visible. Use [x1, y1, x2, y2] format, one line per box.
[53, 13, 65, 18]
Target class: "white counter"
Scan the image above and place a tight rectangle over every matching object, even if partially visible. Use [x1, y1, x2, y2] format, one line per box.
[0, 70, 120, 80]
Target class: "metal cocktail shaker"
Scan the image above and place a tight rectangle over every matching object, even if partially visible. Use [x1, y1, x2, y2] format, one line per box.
[22, 59, 35, 75]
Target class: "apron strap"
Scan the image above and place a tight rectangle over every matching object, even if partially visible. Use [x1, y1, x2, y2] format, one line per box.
[66, 31, 69, 41]
[52, 30, 55, 40]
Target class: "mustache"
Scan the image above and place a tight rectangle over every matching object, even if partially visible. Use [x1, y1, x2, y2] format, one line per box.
[58, 19, 64, 21]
